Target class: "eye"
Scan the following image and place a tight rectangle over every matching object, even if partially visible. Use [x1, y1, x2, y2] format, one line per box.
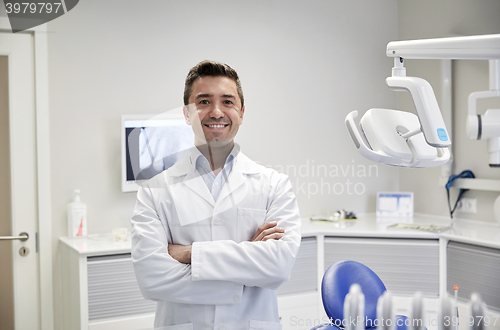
[223, 100, 234, 105]
[199, 100, 209, 105]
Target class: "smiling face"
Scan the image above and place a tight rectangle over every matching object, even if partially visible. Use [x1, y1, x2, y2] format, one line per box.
[184, 75, 245, 147]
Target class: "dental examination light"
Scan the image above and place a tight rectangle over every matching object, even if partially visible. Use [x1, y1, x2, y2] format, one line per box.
[346, 34, 500, 168]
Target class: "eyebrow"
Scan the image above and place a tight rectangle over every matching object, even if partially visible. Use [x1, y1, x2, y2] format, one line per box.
[195, 93, 236, 99]
[195, 93, 212, 99]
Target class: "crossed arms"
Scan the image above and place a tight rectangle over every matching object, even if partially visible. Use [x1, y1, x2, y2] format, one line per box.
[168, 221, 286, 264]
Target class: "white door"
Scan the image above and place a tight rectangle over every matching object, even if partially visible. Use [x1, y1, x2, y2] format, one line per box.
[0, 32, 41, 330]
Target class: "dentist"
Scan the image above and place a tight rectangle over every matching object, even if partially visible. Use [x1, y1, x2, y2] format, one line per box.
[131, 60, 301, 330]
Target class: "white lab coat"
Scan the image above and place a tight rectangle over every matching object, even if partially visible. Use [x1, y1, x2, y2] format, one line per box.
[131, 148, 301, 330]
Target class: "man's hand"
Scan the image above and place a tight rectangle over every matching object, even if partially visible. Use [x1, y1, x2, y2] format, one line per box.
[168, 244, 192, 264]
[250, 221, 285, 242]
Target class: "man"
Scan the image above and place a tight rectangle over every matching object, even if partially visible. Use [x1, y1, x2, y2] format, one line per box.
[131, 60, 301, 330]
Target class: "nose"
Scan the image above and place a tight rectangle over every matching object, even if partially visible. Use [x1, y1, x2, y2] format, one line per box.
[209, 103, 224, 119]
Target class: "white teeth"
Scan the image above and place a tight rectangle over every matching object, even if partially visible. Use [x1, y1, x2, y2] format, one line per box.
[207, 124, 226, 128]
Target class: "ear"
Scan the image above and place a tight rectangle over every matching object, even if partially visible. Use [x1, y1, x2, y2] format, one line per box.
[238, 106, 245, 125]
[183, 105, 191, 125]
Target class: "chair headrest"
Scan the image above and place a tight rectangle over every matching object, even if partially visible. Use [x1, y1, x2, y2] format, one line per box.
[322, 260, 386, 327]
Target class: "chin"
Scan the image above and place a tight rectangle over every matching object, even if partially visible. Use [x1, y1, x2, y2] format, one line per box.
[207, 140, 232, 148]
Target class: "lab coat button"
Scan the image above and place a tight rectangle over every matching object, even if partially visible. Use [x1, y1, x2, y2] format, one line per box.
[213, 218, 221, 225]
[233, 294, 241, 303]
[192, 274, 200, 281]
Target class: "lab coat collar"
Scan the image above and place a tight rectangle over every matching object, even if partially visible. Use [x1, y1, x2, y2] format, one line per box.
[168, 144, 259, 177]
[167, 144, 260, 210]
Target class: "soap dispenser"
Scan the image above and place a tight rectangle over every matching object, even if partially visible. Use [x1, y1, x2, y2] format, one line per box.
[67, 189, 87, 237]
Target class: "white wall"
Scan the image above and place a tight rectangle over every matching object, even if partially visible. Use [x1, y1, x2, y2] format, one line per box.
[46, 3, 400, 237]
[397, 0, 500, 222]
[47, 1, 400, 328]
[47, 0, 399, 229]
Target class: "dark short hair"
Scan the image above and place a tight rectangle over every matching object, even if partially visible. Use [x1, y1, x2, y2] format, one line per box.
[184, 60, 244, 109]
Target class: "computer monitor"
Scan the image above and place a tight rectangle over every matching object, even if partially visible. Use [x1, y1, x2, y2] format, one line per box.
[121, 110, 194, 192]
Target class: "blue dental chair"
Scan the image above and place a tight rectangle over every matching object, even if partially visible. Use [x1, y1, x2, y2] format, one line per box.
[311, 260, 409, 330]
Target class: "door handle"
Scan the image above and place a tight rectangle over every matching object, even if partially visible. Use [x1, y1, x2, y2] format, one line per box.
[0, 232, 29, 241]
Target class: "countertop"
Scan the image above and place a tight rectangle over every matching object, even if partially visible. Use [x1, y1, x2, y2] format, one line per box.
[60, 213, 500, 255]
[302, 213, 500, 249]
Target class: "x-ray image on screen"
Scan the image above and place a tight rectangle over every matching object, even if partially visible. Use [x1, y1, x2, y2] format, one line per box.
[122, 115, 194, 192]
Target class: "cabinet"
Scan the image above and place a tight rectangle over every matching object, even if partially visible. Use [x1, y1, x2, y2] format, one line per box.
[278, 292, 320, 330]
[324, 237, 439, 296]
[278, 237, 319, 329]
[59, 236, 319, 330]
[278, 237, 318, 296]
[86, 254, 156, 322]
[447, 241, 500, 313]
[59, 215, 500, 330]
[59, 238, 155, 330]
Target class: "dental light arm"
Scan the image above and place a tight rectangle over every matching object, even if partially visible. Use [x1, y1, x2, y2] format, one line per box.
[466, 59, 500, 167]
[386, 74, 450, 147]
[386, 34, 500, 60]
[346, 34, 500, 168]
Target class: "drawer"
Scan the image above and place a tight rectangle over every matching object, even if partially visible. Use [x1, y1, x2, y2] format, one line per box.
[324, 237, 439, 296]
[87, 253, 156, 321]
[447, 241, 500, 313]
[278, 237, 318, 296]
[278, 292, 320, 330]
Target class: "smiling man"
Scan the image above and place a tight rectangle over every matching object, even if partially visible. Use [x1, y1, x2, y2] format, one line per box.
[131, 60, 301, 330]
[183, 71, 244, 177]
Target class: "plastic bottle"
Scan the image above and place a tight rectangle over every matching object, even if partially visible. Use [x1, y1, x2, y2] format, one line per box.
[67, 189, 87, 237]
